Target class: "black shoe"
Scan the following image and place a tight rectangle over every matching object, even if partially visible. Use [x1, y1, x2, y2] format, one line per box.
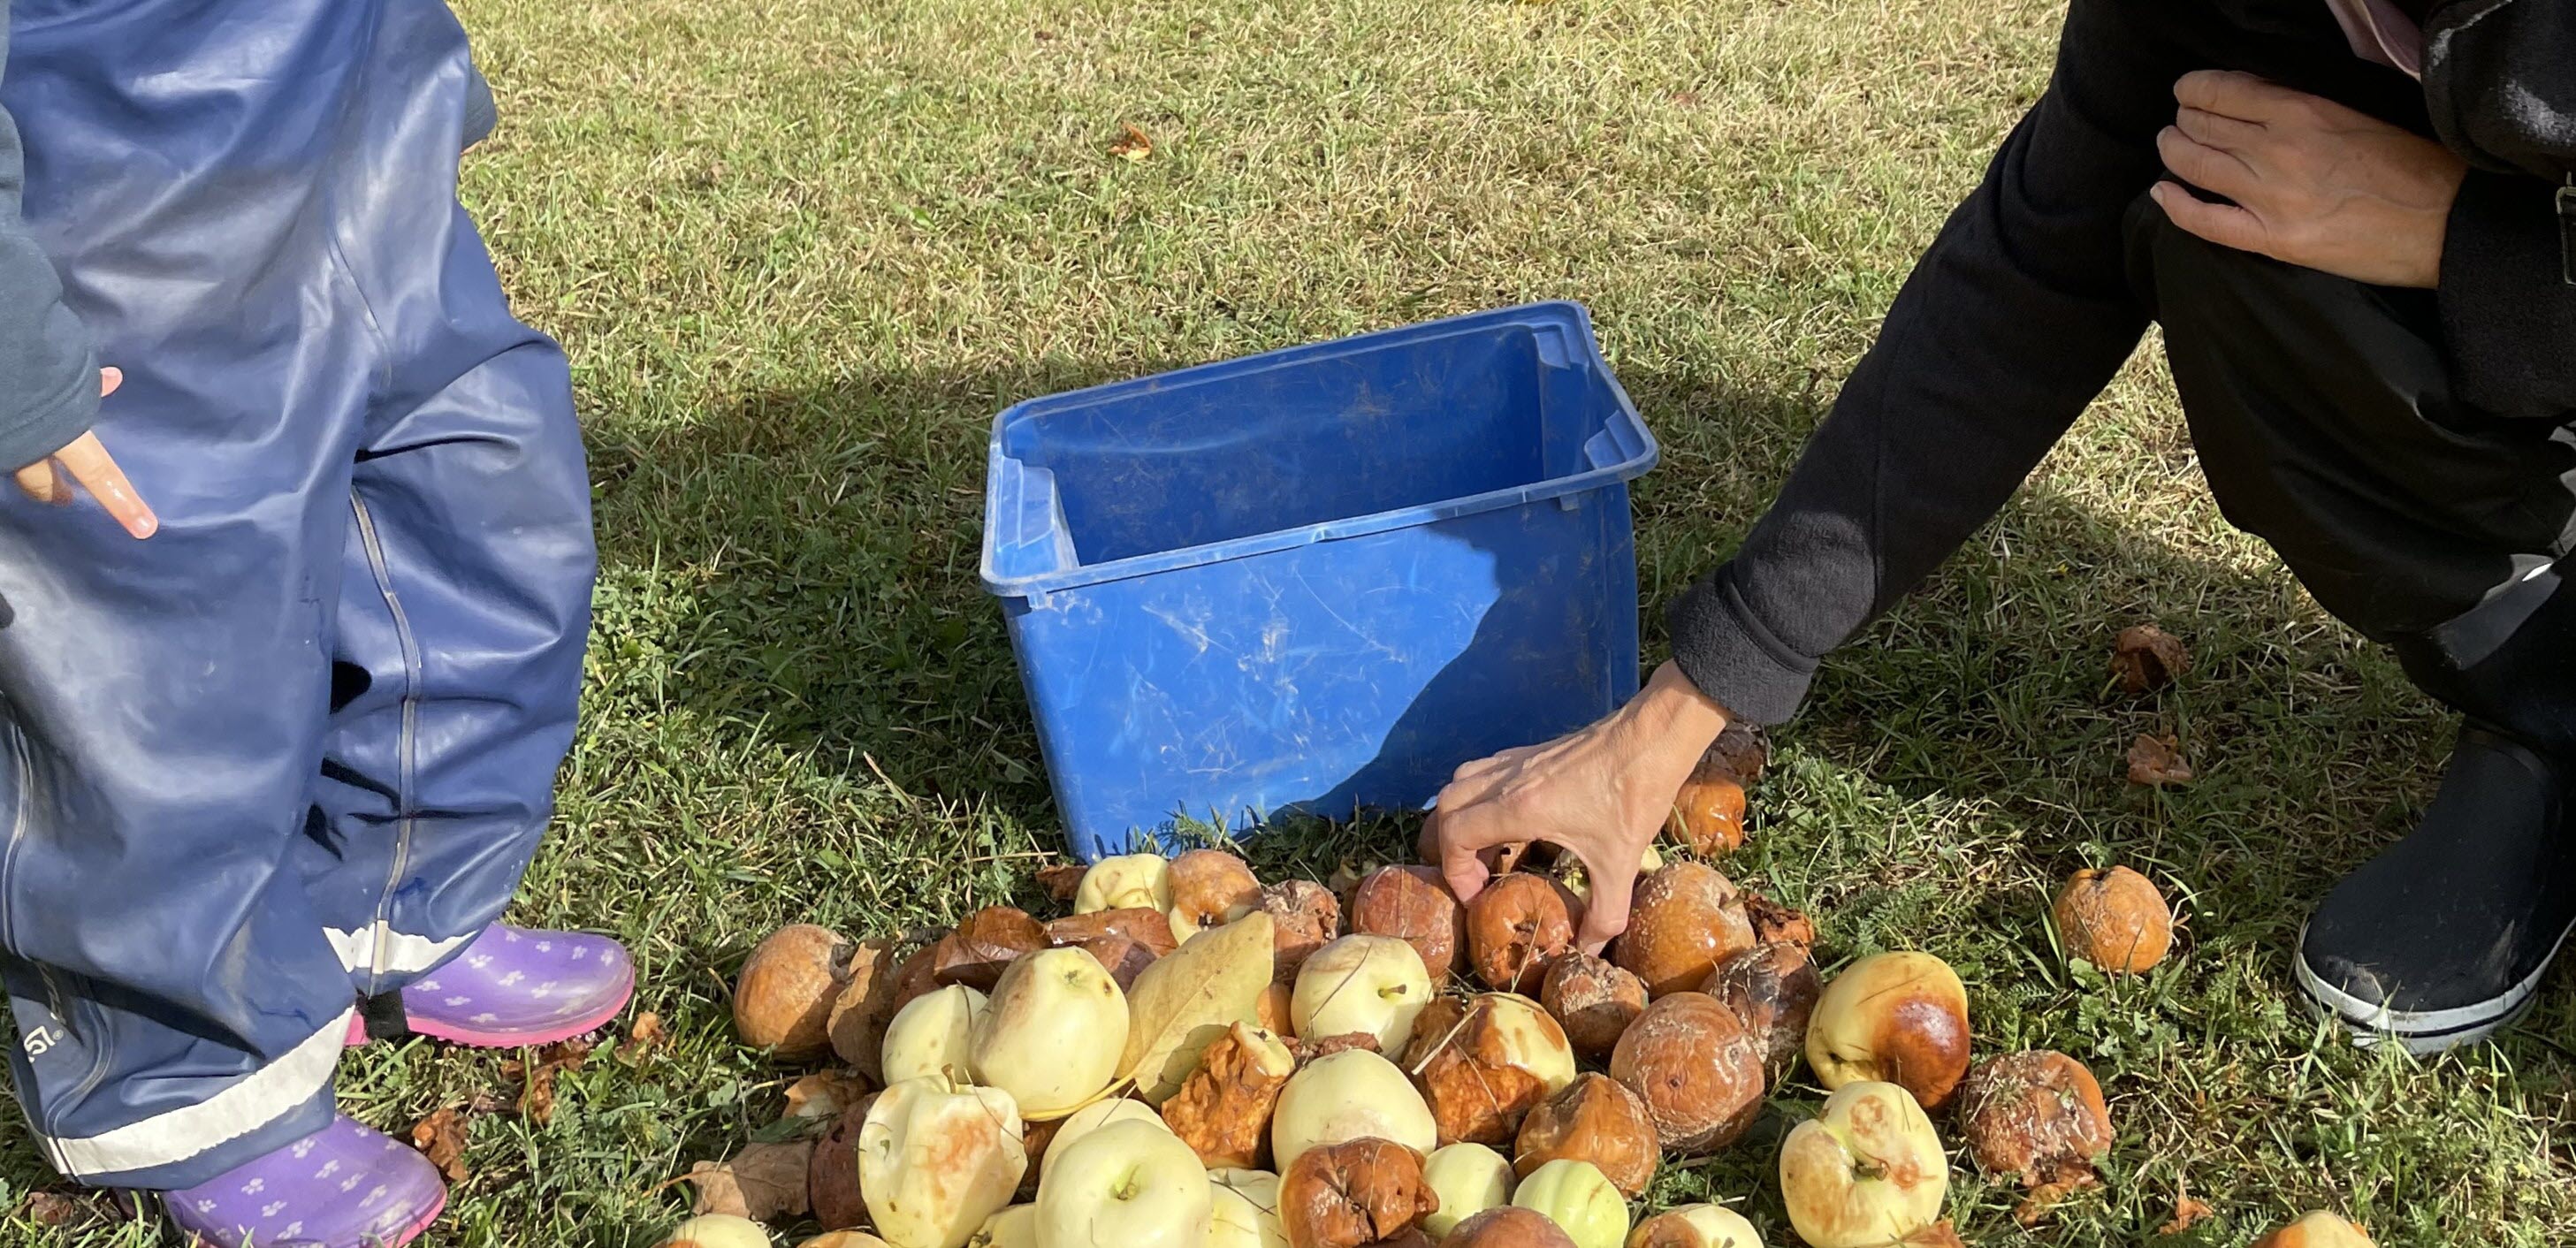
[2295, 725, 2576, 1054]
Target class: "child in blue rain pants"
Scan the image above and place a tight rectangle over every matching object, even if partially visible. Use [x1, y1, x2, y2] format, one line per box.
[0, 3, 626, 1242]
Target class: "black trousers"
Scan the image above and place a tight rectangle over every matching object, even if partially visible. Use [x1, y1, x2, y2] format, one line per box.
[2130, 202, 2576, 753]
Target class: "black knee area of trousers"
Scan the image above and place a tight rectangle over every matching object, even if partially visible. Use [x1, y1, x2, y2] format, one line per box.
[2123, 194, 2576, 754]
[360, 990, 409, 1042]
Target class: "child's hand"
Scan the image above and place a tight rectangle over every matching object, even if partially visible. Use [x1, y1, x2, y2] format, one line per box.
[1425, 662, 1731, 952]
[14, 368, 156, 538]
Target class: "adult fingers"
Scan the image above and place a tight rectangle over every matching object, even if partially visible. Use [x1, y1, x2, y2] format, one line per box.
[2157, 126, 2255, 198]
[2151, 180, 2273, 256]
[99, 366, 122, 398]
[2174, 105, 2265, 153]
[1434, 801, 1512, 904]
[52, 432, 156, 538]
[2173, 69, 2302, 121]
[1573, 845, 1637, 954]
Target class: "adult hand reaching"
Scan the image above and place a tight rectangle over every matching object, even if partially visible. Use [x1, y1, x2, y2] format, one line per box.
[2151, 70, 2467, 289]
[13, 368, 156, 538]
[1426, 661, 1731, 952]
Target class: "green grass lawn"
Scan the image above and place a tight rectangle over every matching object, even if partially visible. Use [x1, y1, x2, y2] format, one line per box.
[11, 0, 2576, 1242]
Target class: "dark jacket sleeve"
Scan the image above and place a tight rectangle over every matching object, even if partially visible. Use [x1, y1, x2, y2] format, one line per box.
[0, 19, 100, 474]
[2423, 0, 2576, 420]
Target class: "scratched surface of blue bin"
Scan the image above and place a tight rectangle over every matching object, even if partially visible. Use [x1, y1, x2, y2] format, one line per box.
[980, 302, 1658, 860]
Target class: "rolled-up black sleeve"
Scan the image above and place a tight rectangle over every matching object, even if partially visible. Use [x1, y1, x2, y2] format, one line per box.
[0, 19, 98, 475]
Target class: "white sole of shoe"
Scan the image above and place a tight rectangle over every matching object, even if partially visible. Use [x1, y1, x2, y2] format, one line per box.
[2293, 917, 2574, 1056]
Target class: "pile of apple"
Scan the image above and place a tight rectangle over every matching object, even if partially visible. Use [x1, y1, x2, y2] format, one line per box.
[663, 740, 2366, 1248]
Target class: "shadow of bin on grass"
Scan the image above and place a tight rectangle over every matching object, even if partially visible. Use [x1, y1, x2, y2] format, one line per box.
[979, 301, 1658, 861]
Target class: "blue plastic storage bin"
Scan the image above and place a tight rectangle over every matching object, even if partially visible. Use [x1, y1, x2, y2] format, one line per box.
[980, 301, 1658, 860]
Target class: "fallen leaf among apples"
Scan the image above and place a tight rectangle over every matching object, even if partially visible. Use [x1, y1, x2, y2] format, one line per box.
[410, 1105, 470, 1183]
[2126, 734, 2194, 786]
[2110, 624, 2190, 694]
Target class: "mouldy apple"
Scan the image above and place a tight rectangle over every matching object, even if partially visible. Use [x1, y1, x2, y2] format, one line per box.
[1467, 874, 1576, 993]
[1260, 981, 1297, 1036]
[810, 1094, 877, 1229]
[1701, 942, 1820, 1076]
[1033, 1118, 1213, 1248]
[1777, 1081, 1946, 1248]
[2250, 1212, 2374, 1248]
[1036, 1097, 1170, 1184]
[859, 1076, 1028, 1248]
[972, 947, 1130, 1120]
[1403, 994, 1577, 1146]
[735, 925, 855, 1060]
[1548, 846, 1663, 909]
[1665, 758, 1747, 857]
[2051, 866, 2173, 974]
[1209, 1168, 1290, 1248]
[1279, 1137, 1440, 1248]
[662, 1214, 774, 1248]
[1606, 993, 1764, 1153]
[1446, 1206, 1578, 1248]
[1272, 1048, 1439, 1169]
[1512, 1074, 1656, 1199]
[1170, 849, 1267, 943]
[1352, 866, 1471, 981]
[1422, 1143, 1516, 1238]
[1511, 1159, 1627, 1248]
[881, 983, 988, 1087]
[1293, 935, 1433, 1054]
[1263, 879, 1344, 983]
[1624, 1205, 1764, 1248]
[804, 1235, 895, 1248]
[1804, 952, 1970, 1112]
[1539, 952, 1647, 1063]
[1612, 864, 1756, 999]
[1076, 853, 1173, 916]
[1162, 1020, 1297, 1168]
[1955, 1051, 2112, 1190]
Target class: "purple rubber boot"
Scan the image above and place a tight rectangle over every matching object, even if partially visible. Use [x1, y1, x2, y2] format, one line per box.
[164, 1115, 445, 1247]
[396, 924, 635, 1047]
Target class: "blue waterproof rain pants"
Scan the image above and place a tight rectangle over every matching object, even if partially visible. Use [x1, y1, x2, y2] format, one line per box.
[0, 0, 592, 1190]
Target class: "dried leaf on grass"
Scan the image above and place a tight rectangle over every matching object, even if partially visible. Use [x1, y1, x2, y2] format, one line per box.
[2013, 1173, 2098, 1226]
[688, 1140, 814, 1221]
[785, 1069, 873, 1122]
[2127, 734, 2195, 786]
[1121, 911, 1274, 1103]
[1109, 123, 1155, 161]
[505, 1035, 595, 1125]
[2157, 1192, 2216, 1236]
[620, 1010, 667, 1064]
[2111, 624, 2191, 694]
[410, 1106, 471, 1183]
[20, 1191, 106, 1229]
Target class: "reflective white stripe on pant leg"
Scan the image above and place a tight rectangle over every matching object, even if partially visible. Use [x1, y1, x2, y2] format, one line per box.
[324, 925, 471, 976]
[34, 1005, 355, 1181]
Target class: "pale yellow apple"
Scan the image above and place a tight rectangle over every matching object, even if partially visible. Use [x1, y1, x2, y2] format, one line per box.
[966, 1206, 1038, 1248]
[1208, 1168, 1288, 1248]
[1421, 1143, 1514, 1238]
[2252, 1212, 2375, 1248]
[1804, 952, 1970, 1112]
[1778, 1081, 1947, 1248]
[1033, 1118, 1214, 1248]
[1628, 1204, 1764, 1248]
[661, 1214, 773, 1248]
[1038, 1097, 1170, 1183]
[882, 984, 988, 1087]
[860, 1076, 1029, 1248]
[1511, 1159, 1627, 1248]
[1270, 1048, 1438, 1169]
[1291, 934, 1431, 1053]
[973, 947, 1130, 1120]
[1076, 854, 1173, 914]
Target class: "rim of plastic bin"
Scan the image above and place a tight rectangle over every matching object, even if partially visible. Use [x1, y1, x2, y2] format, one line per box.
[979, 301, 1658, 601]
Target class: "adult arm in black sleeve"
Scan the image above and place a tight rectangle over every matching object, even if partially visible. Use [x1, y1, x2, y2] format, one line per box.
[2422, 0, 2576, 421]
[1665, 0, 2185, 723]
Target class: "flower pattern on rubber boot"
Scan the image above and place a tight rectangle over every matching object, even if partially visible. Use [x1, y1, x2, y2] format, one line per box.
[399, 925, 635, 1047]
[165, 1115, 445, 1248]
